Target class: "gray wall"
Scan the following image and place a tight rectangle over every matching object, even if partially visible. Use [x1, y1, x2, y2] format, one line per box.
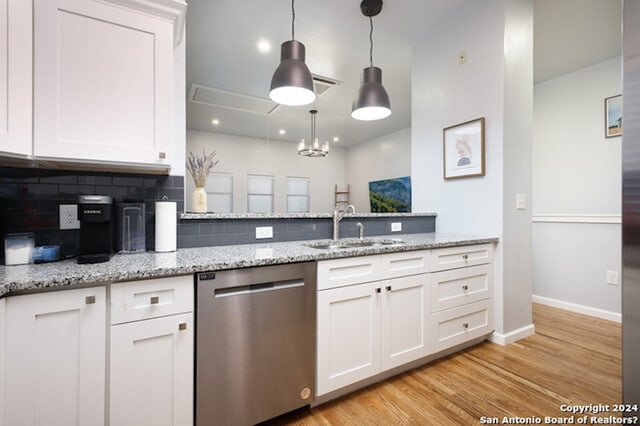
[532, 57, 622, 315]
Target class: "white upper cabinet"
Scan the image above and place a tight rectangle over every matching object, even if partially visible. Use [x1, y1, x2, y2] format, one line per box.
[0, 0, 32, 156]
[33, 0, 176, 168]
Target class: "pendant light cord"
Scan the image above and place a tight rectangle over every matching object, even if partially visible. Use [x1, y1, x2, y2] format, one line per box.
[369, 16, 374, 67]
[291, 0, 296, 40]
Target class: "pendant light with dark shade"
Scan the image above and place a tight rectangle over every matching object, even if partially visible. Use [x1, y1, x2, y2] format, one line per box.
[269, 0, 316, 106]
[351, 0, 391, 121]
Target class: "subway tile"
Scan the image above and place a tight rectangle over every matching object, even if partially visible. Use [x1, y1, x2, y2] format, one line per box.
[113, 176, 144, 187]
[95, 185, 128, 199]
[40, 175, 77, 185]
[78, 175, 112, 185]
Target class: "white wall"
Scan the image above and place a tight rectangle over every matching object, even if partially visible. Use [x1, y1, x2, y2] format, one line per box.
[412, 0, 534, 336]
[345, 127, 411, 212]
[186, 130, 346, 213]
[533, 57, 622, 315]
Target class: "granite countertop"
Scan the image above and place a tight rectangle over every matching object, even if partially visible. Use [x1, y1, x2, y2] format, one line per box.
[0, 232, 498, 298]
[180, 212, 438, 220]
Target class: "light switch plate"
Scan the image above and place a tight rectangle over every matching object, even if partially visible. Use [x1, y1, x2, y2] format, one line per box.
[516, 194, 526, 210]
[391, 222, 402, 232]
[59, 204, 80, 230]
[606, 270, 619, 286]
[255, 226, 273, 239]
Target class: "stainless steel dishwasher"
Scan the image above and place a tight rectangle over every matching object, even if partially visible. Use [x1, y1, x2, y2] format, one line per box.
[195, 262, 316, 426]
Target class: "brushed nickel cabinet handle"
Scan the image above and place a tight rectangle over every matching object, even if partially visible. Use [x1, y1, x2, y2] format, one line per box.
[158, 152, 166, 159]
[85, 296, 96, 305]
[462, 323, 469, 329]
[178, 323, 187, 331]
[150, 296, 159, 305]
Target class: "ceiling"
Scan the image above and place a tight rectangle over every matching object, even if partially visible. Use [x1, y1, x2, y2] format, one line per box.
[186, 0, 622, 147]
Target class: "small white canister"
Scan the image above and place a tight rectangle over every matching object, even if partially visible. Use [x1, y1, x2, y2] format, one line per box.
[4, 232, 35, 265]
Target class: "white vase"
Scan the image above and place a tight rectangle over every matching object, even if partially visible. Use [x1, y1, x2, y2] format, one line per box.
[192, 187, 207, 213]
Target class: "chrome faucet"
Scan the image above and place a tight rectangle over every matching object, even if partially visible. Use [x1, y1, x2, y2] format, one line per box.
[333, 204, 356, 241]
[356, 222, 364, 240]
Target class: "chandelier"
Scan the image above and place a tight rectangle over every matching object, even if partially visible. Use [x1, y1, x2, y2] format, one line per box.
[298, 109, 329, 157]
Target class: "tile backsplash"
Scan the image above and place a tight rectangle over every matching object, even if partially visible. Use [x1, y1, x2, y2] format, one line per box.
[0, 166, 184, 263]
[1, 166, 437, 265]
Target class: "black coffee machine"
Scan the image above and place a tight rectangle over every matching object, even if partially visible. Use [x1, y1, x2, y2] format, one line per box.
[78, 195, 113, 264]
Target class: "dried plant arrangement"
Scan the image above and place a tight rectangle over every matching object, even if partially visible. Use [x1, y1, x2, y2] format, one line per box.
[186, 148, 219, 187]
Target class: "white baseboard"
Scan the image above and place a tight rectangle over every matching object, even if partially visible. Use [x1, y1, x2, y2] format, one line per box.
[532, 295, 621, 323]
[490, 324, 535, 346]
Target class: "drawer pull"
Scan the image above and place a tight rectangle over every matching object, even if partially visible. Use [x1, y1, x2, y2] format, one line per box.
[178, 322, 187, 331]
[150, 296, 160, 305]
[462, 254, 469, 260]
[375, 288, 381, 293]
[158, 151, 167, 159]
[85, 296, 96, 305]
[385, 285, 392, 292]
[462, 285, 469, 291]
[462, 322, 469, 329]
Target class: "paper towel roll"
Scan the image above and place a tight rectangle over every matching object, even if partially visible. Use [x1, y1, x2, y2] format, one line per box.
[155, 201, 177, 252]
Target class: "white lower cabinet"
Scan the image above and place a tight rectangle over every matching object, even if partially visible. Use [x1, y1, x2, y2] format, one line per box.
[317, 264, 430, 396]
[2, 287, 106, 426]
[317, 281, 381, 394]
[109, 276, 194, 426]
[110, 313, 193, 426]
[316, 243, 494, 397]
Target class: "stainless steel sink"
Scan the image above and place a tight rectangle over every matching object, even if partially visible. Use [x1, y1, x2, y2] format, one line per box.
[305, 238, 405, 250]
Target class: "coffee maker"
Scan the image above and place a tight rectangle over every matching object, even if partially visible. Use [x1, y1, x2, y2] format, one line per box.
[78, 195, 113, 264]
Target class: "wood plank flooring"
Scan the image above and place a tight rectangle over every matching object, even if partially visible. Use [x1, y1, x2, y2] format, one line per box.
[262, 303, 622, 425]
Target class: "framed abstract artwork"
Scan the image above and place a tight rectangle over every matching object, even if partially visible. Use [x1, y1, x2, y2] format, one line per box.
[443, 117, 485, 179]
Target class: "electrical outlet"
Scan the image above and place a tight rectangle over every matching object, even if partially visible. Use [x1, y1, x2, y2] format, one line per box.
[59, 204, 80, 230]
[606, 270, 619, 286]
[391, 222, 402, 232]
[255, 226, 273, 239]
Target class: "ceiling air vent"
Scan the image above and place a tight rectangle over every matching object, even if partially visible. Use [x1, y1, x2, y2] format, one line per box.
[312, 74, 341, 97]
[188, 84, 279, 115]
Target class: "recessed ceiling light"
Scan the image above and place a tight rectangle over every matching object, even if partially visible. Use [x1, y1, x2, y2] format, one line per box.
[211, 119, 220, 125]
[279, 129, 286, 135]
[257, 39, 271, 53]
[333, 137, 340, 142]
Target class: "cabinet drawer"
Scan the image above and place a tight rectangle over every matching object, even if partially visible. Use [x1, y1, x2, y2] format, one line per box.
[380, 250, 430, 279]
[430, 264, 492, 312]
[111, 275, 193, 324]
[430, 299, 493, 353]
[430, 244, 493, 272]
[317, 256, 382, 290]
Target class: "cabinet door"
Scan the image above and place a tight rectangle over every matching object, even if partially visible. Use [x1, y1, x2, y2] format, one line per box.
[380, 274, 430, 371]
[110, 313, 193, 426]
[3, 287, 106, 426]
[317, 283, 381, 396]
[0, 0, 32, 156]
[33, 0, 172, 167]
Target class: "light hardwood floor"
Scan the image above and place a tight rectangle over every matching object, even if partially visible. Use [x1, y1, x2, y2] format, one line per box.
[263, 303, 622, 425]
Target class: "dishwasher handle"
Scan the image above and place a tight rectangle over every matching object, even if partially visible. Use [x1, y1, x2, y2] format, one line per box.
[213, 279, 304, 298]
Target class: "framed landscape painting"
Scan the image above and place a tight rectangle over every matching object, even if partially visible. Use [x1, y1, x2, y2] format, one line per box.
[443, 117, 485, 179]
[605, 95, 622, 138]
[369, 176, 411, 213]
